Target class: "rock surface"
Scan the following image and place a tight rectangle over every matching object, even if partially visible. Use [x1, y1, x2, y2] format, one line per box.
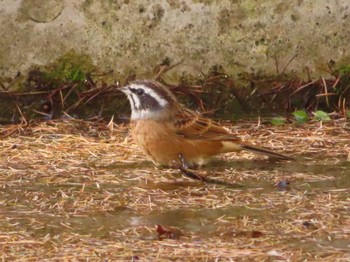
[1, 0, 349, 82]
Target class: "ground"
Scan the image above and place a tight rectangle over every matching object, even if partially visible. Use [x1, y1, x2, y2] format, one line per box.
[0, 118, 349, 261]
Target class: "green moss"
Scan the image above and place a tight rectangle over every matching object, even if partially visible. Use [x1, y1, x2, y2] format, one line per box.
[241, 0, 260, 13]
[338, 65, 350, 75]
[290, 13, 300, 22]
[82, 0, 93, 10]
[191, 0, 215, 4]
[45, 50, 95, 84]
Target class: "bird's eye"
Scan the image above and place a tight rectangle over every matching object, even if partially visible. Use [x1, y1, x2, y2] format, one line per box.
[136, 88, 144, 96]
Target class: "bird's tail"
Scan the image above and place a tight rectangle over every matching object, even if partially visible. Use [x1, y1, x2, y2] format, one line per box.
[241, 144, 293, 160]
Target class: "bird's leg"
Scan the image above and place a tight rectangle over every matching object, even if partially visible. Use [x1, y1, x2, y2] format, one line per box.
[178, 154, 204, 181]
[177, 154, 244, 188]
[178, 153, 189, 169]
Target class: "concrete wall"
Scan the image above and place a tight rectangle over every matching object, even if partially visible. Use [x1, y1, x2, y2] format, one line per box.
[1, 0, 349, 82]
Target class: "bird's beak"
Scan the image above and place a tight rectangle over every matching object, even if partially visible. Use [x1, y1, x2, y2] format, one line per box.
[118, 85, 130, 94]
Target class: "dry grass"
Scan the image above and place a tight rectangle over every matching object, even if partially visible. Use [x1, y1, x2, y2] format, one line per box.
[0, 118, 349, 261]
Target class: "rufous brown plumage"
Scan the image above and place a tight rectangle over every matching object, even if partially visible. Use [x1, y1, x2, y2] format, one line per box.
[120, 80, 291, 167]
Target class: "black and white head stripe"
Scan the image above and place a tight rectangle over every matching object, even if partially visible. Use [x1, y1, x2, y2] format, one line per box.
[120, 80, 178, 120]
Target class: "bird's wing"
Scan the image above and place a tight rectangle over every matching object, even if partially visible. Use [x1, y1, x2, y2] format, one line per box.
[173, 107, 292, 160]
[174, 107, 241, 142]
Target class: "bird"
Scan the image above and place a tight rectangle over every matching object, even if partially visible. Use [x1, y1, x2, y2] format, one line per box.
[119, 80, 291, 168]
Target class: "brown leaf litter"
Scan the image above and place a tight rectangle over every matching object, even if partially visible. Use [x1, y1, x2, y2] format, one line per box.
[0, 118, 349, 261]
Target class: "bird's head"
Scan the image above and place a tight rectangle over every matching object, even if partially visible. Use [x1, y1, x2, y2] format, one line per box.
[120, 80, 179, 120]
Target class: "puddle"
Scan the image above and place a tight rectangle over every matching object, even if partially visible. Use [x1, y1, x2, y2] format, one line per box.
[1, 153, 349, 257]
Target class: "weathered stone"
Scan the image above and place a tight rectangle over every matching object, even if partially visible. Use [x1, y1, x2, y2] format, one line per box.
[21, 0, 63, 23]
[0, 0, 349, 85]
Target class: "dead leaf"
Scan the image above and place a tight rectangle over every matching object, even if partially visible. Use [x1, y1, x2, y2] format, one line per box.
[156, 225, 182, 240]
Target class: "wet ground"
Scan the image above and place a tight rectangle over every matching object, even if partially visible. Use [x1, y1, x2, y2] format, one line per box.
[0, 119, 349, 261]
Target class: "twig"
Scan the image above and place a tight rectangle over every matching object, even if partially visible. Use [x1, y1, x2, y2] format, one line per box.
[290, 80, 317, 96]
[154, 60, 183, 80]
[321, 77, 329, 108]
[15, 103, 27, 126]
[280, 54, 297, 75]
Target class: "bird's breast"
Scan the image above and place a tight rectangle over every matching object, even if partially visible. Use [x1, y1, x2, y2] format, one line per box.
[130, 120, 225, 167]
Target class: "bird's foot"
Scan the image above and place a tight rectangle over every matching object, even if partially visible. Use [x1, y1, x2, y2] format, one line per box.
[177, 154, 203, 181]
[176, 154, 244, 188]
